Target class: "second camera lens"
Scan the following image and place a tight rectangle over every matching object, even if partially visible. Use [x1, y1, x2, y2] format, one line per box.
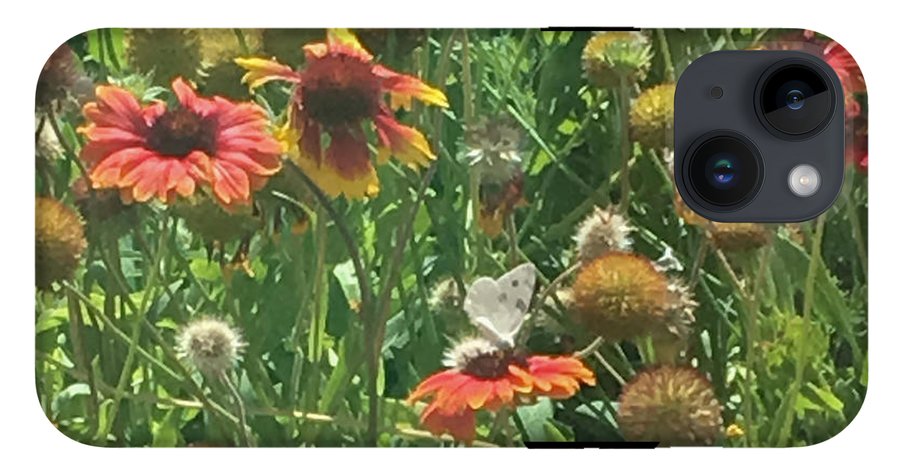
[757, 60, 835, 137]
[684, 133, 763, 211]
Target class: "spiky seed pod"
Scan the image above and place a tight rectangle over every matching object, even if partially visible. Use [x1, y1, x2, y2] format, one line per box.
[630, 83, 675, 151]
[662, 279, 697, 341]
[654, 279, 698, 364]
[176, 317, 244, 376]
[582, 31, 652, 88]
[571, 252, 673, 341]
[36, 44, 80, 110]
[71, 177, 136, 241]
[574, 206, 634, 263]
[355, 29, 427, 58]
[197, 29, 262, 65]
[618, 366, 723, 446]
[125, 29, 203, 84]
[35, 197, 86, 290]
[261, 29, 327, 66]
[709, 222, 771, 253]
[174, 197, 261, 243]
[466, 116, 524, 185]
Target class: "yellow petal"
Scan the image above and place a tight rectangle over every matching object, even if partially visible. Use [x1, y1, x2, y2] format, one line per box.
[234, 57, 299, 91]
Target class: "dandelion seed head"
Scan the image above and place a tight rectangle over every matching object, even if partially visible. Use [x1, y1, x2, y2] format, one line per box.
[177, 317, 244, 376]
[573, 206, 634, 263]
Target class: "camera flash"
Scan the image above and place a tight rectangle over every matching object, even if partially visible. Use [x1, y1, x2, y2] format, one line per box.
[788, 164, 820, 197]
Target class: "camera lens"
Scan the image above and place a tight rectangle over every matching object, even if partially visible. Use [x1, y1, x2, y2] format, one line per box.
[757, 60, 835, 137]
[786, 89, 805, 110]
[684, 133, 763, 210]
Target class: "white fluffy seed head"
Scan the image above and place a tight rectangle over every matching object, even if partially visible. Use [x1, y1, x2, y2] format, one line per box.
[574, 206, 634, 263]
[442, 337, 501, 369]
[176, 317, 244, 376]
[465, 118, 524, 184]
[428, 277, 462, 311]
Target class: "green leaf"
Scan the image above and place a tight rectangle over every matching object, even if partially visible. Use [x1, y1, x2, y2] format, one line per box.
[189, 259, 222, 282]
[805, 383, 845, 413]
[152, 409, 182, 447]
[325, 273, 353, 338]
[36, 307, 68, 334]
[515, 397, 555, 441]
[542, 420, 571, 442]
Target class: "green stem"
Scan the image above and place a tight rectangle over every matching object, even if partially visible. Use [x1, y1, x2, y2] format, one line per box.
[94, 213, 170, 444]
[233, 28, 250, 56]
[776, 215, 827, 446]
[65, 287, 99, 430]
[741, 244, 772, 446]
[303, 205, 328, 412]
[656, 29, 676, 82]
[288, 164, 374, 309]
[463, 30, 485, 270]
[616, 77, 633, 213]
[364, 30, 456, 445]
[492, 29, 535, 107]
[220, 371, 254, 447]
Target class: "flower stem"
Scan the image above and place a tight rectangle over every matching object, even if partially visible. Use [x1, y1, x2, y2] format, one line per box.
[656, 29, 676, 82]
[574, 335, 605, 358]
[364, 30, 456, 445]
[93, 212, 170, 444]
[288, 164, 374, 310]
[775, 214, 827, 446]
[220, 371, 254, 447]
[616, 77, 633, 213]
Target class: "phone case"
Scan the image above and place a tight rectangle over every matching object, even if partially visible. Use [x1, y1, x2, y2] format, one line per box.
[34, 28, 867, 447]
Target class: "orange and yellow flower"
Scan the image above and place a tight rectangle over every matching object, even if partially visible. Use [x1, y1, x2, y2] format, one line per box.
[79, 78, 282, 207]
[236, 29, 448, 199]
[408, 338, 595, 442]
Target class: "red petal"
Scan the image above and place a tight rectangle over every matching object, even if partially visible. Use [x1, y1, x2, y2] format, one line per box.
[172, 77, 216, 117]
[84, 85, 149, 134]
[324, 125, 373, 180]
[211, 159, 251, 205]
[420, 406, 477, 443]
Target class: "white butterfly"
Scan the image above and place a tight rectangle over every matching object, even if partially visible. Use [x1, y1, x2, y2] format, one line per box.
[463, 263, 537, 349]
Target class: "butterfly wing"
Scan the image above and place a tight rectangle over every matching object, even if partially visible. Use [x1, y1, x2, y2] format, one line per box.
[464, 263, 537, 347]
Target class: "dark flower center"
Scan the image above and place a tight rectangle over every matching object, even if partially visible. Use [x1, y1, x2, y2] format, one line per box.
[147, 108, 217, 158]
[462, 347, 528, 379]
[300, 54, 381, 128]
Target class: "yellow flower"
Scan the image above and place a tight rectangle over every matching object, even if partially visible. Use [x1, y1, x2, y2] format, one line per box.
[630, 83, 675, 151]
[726, 423, 745, 439]
[238, 29, 447, 199]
